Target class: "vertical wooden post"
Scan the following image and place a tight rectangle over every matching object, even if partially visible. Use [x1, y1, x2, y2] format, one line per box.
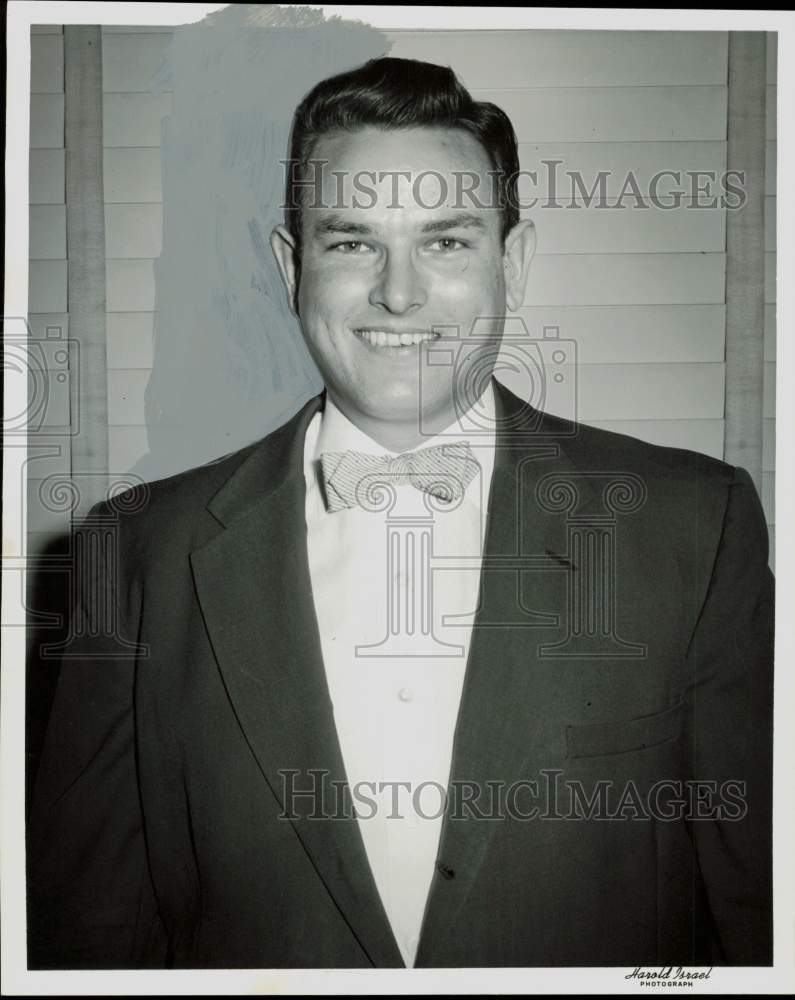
[64, 26, 108, 518]
[724, 32, 767, 494]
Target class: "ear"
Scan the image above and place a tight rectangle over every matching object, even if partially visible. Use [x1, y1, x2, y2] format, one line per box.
[502, 219, 536, 312]
[270, 224, 300, 315]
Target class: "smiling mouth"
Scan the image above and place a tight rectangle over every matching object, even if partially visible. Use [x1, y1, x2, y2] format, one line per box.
[353, 328, 442, 348]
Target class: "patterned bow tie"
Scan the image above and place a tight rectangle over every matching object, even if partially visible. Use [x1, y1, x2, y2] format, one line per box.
[320, 442, 480, 513]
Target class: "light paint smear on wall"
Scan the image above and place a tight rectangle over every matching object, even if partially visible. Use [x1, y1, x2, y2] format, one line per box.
[137, 3, 391, 481]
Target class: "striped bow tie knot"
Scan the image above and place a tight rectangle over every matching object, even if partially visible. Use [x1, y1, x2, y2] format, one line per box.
[320, 442, 480, 513]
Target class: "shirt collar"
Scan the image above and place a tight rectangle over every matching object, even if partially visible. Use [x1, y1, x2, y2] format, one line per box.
[311, 377, 497, 459]
[303, 378, 498, 507]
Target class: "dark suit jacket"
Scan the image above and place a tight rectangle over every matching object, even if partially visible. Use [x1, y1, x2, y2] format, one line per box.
[27, 379, 774, 969]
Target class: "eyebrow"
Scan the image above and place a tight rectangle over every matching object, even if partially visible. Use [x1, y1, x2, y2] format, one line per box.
[420, 214, 487, 234]
[312, 212, 488, 238]
[313, 215, 374, 237]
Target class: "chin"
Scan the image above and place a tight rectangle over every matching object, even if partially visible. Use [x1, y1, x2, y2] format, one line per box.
[363, 399, 420, 425]
[359, 385, 419, 415]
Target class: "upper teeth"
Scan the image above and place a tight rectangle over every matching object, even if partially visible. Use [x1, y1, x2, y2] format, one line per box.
[357, 330, 437, 347]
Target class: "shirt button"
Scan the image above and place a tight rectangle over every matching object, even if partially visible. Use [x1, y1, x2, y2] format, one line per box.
[398, 687, 414, 703]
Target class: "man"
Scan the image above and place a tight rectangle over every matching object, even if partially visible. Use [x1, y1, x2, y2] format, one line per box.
[27, 57, 774, 970]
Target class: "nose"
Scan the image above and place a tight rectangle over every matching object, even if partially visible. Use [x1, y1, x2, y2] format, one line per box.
[368, 248, 427, 314]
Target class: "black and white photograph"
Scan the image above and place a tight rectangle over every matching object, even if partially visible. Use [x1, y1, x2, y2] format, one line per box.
[2, 3, 793, 995]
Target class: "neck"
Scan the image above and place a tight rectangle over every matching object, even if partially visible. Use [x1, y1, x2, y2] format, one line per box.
[327, 387, 489, 453]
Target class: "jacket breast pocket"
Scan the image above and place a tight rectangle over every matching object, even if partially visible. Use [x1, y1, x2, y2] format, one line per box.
[564, 700, 685, 759]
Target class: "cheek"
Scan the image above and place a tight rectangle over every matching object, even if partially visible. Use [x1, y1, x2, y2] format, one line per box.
[298, 267, 365, 328]
[429, 259, 505, 319]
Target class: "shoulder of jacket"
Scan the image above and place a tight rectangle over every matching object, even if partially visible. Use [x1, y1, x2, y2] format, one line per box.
[556, 414, 738, 493]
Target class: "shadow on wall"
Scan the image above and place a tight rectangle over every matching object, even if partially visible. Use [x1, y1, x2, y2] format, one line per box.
[132, 3, 391, 483]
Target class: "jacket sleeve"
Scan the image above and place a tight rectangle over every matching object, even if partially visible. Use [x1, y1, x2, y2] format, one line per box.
[683, 465, 775, 964]
[27, 500, 169, 969]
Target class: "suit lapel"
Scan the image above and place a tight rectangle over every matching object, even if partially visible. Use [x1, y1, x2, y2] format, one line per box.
[190, 394, 405, 968]
[190, 381, 592, 969]
[415, 379, 595, 966]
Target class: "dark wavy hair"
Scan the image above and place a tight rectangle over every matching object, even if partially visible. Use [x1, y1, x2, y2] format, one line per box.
[284, 56, 520, 251]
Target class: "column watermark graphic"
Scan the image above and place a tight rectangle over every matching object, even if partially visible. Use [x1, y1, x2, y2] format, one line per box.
[327, 316, 648, 661]
[535, 471, 648, 658]
[4, 315, 150, 657]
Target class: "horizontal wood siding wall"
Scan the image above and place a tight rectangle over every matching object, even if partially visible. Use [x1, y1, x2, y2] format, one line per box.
[29, 28, 773, 563]
[389, 30, 730, 458]
[28, 25, 68, 554]
[99, 29, 734, 475]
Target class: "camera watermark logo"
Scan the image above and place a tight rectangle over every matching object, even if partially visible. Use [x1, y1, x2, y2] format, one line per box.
[418, 317, 577, 440]
[318, 317, 645, 661]
[3, 316, 77, 437]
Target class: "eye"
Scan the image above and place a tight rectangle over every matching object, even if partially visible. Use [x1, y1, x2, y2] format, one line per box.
[330, 240, 372, 254]
[427, 237, 468, 252]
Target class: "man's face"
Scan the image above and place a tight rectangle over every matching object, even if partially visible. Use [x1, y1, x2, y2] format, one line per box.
[272, 126, 534, 441]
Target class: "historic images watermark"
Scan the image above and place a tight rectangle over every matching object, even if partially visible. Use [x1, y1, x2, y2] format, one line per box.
[281, 158, 747, 212]
[277, 769, 750, 823]
[11, 311, 647, 667]
[10, 310, 647, 664]
[323, 315, 648, 663]
[5, 315, 150, 657]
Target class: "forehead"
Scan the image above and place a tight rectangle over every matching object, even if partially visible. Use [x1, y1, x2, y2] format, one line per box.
[312, 125, 494, 176]
[303, 126, 500, 231]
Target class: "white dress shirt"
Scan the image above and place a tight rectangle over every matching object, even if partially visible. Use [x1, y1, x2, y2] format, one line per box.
[303, 380, 497, 967]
